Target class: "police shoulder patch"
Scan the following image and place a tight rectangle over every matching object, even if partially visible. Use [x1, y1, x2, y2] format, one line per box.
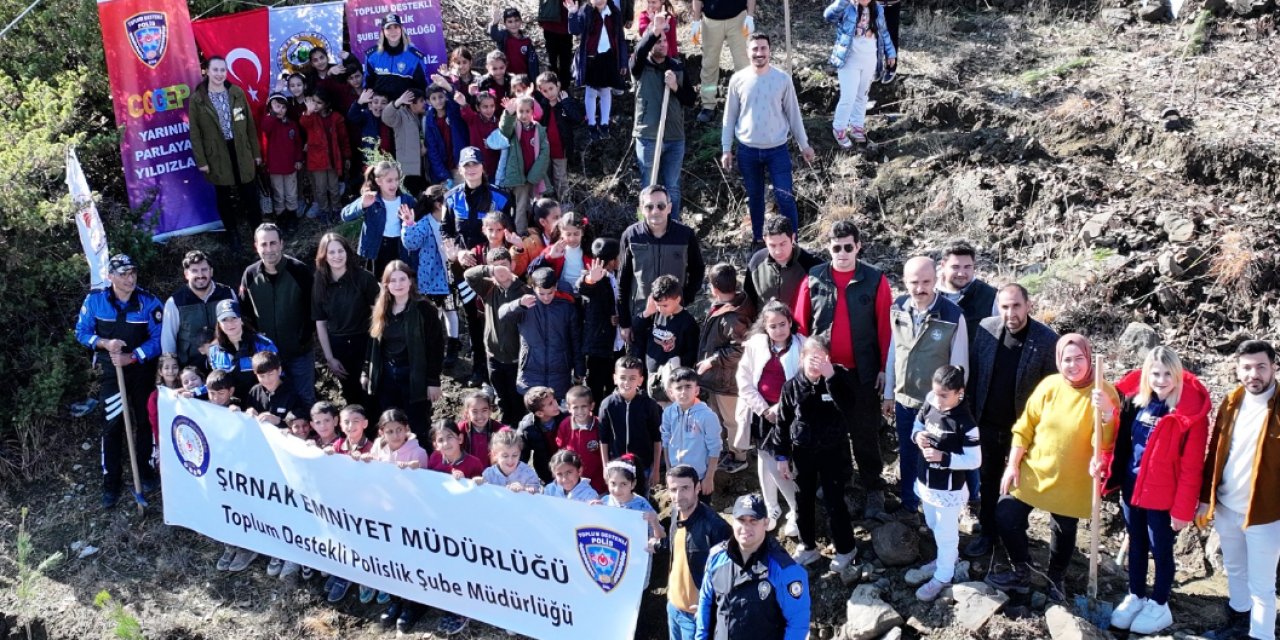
[788, 580, 803, 598]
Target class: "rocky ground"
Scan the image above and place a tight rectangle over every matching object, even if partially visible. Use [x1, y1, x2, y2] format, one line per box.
[3, 0, 1279, 638]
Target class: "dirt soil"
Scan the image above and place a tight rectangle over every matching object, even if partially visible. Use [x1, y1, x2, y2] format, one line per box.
[3, 0, 1279, 638]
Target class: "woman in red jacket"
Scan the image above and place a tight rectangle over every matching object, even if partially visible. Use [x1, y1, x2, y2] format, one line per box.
[1102, 345, 1211, 634]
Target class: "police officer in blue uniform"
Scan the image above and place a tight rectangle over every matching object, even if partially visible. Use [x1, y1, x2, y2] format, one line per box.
[363, 14, 428, 99]
[75, 255, 163, 508]
[696, 494, 811, 640]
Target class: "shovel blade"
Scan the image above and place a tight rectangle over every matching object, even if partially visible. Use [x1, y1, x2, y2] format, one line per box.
[1073, 595, 1114, 629]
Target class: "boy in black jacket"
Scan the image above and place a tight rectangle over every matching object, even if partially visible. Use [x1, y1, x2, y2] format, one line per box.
[772, 333, 858, 574]
[598, 356, 663, 494]
[576, 237, 623, 402]
[630, 274, 699, 405]
[515, 386, 568, 481]
[534, 71, 584, 201]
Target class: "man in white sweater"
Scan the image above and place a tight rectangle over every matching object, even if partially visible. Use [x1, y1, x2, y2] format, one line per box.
[719, 34, 814, 248]
[1197, 340, 1280, 640]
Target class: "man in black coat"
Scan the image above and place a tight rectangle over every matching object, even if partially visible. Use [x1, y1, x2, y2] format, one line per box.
[963, 283, 1060, 557]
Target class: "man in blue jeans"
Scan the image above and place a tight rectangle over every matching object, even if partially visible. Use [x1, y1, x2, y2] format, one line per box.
[720, 33, 814, 247]
[662, 464, 730, 639]
[881, 256, 968, 519]
[632, 12, 697, 221]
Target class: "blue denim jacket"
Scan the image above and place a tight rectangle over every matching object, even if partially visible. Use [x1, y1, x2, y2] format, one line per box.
[823, 0, 897, 68]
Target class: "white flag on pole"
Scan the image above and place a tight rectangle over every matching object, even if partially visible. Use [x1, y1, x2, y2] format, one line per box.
[66, 146, 111, 289]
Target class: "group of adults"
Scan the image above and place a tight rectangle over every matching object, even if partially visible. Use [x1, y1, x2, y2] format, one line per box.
[77, 174, 1280, 639]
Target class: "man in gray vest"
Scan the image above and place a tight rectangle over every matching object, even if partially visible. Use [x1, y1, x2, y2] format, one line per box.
[937, 243, 997, 345]
[632, 12, 697, 222]
[962, 283, 1058, 557]
[618, 185, 706, 346]
[881, 256, 968, 518]
[161, 250, 237, 371]
[239, 224, 316, 405]
[794, 220, 891, 519]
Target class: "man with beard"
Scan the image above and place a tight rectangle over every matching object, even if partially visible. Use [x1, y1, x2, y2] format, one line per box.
[1197, 340, 1280, 640]
[631, 12, 697, 222]
[962, 284, 1059, 558]
[662, 464, 731, 639]
[161, 250, 237, 371]
[937, 243, 997, 344]
[720, 34, 814, 248]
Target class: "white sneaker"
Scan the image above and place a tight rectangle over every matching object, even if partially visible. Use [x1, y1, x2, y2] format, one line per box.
[791, 544, 820, 566]
[1110, 593, 1147, 630]
[830, 550, 856, 573]
[766, 506, 782, 532]
[1129, 600, 1173, 635]
[782, 518, 799, 539]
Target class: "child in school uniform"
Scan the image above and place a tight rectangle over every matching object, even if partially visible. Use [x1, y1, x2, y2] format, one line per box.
[323, 405, 374, 602]
[567, 0, 629, 140]
[637, 0, 679, 59]
[472, 50, 514, 101]
[432, 46, 478, 100]
[423, 85, 470, 184]
[533, 71, 584, 200]
[576, 237, 623, 402]
[260, 92, 305, 229]
[535, 211, 590, 293]
[345, 88, 394, 195]
[596, 456, 664, 545]
[516, 386, 569, 482]
[459, 390, 507, 463]
[556, 385, 607, 494]
[496, 95, 550, 238]
[489, 6, 541, 78]
[464, 247, 533, 424]
[455, 91, 502, 180]
[299, 91, 350, 219]
[909, 365, 981, 602]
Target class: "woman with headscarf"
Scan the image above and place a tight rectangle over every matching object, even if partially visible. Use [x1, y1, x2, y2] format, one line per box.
[984, 334, 1119, 602]
[1102, 346, 1210, 634]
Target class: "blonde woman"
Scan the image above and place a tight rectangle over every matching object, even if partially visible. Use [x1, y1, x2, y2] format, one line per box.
[1104, 346, 1211, 634]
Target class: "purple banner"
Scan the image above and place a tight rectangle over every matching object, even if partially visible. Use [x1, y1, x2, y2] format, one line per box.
[100, 0, 220, 239]
[346, 0, 447, 72]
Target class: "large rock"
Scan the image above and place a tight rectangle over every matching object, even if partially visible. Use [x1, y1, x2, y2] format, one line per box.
[871, 521, 919, 567]
[1045, 604, 1114, 640]
[1164, 217, 1196, 242]
[1118, 322, 1161, 360]
[952, 582, 1009, 632]
[1082, 212, 1115, 244]
[841, 584, 903, 640]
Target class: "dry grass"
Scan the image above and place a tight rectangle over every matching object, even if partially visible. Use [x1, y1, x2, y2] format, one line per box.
[1210, 230, 1259, 293]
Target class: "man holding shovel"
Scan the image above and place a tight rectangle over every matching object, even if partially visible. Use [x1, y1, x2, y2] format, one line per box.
[632, 12, 697, 222]
[76, 254, 163, 509]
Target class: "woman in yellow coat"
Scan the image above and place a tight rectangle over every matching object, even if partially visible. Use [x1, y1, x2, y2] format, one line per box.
[984, 333, 1119, 601]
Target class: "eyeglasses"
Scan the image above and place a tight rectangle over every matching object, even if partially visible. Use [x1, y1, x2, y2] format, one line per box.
[643, 203, 669, 211]
[829, 243, 857, 254]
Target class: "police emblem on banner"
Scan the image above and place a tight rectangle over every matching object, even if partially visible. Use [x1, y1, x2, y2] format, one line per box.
[576, 527, 630, 593]
[171, 415, 211, 477]
[277, 32, 332, 75]
[124, 12, 169, 69]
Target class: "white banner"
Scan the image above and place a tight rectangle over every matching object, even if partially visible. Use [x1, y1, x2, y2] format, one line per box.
[269, 2, 345, 82]
[158, 390, 650, 639]
[66, 146, 110, 289]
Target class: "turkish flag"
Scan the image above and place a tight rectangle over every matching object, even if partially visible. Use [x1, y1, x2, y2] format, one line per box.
[192, 8, 270, 114]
